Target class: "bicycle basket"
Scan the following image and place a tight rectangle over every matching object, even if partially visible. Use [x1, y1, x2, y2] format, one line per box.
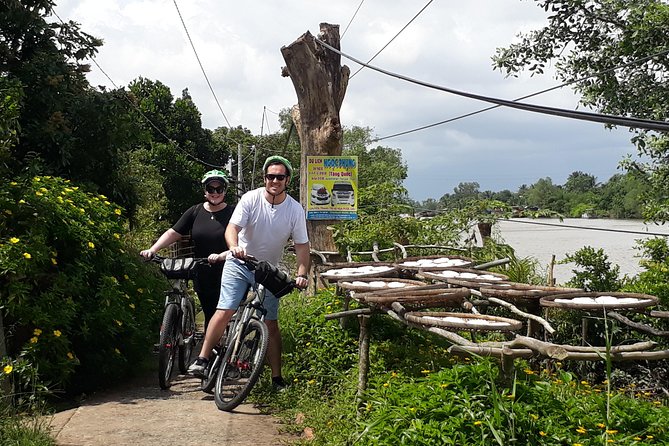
[253, 260, 294, 298]
[160, 257, 198, 280]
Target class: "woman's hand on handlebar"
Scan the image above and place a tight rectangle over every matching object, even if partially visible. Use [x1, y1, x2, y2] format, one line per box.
[139, 249, 155, 260]
[208, 252, 227, 264]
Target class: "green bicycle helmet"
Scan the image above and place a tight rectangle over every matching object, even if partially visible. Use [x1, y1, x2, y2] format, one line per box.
[201, 169, 229, 186]
[262, 155, 293, 177]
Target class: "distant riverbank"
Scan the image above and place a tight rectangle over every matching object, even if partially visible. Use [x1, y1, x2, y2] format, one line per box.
[496, 218, 669, 285]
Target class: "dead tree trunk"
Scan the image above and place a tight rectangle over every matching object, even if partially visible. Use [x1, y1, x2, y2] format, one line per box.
[281, 23, 349, 253]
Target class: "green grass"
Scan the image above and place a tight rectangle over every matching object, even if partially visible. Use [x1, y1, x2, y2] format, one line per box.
[250, 288, 669, 445]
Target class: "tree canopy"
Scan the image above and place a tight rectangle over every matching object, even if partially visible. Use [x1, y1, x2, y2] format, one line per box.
[492, 0, 669, 222]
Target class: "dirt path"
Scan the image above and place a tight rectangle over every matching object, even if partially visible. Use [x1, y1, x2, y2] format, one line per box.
[47, 368, 293, 446]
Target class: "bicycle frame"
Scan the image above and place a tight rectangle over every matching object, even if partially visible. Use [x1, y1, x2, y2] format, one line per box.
[224, 284, 267, 364]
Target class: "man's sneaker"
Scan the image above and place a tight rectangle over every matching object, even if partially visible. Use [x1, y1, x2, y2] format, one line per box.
[187, 357, 209, 378]
[271, 376, 289, 392]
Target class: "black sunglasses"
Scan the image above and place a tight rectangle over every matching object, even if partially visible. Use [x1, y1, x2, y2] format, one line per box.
[206, 185, 225, 194]
[265, 174, 287, 181]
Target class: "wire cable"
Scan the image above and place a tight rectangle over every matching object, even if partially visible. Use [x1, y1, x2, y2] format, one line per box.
[51, 10, 226, 170]
[374, 48, 669, 142]
[315, 39, 669, 133]
[172, 0, 232, 129]
[341, 0, 365, 40]
[350, 0, 434, 79]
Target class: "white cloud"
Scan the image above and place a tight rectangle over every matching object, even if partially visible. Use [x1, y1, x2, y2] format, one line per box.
[54, 0, 638, 201]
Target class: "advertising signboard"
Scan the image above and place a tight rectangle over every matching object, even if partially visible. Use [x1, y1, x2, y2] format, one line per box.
[306, 156, 358, 220]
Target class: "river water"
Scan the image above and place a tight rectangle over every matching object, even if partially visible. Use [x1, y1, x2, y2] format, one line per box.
[495, 218, 669, 285]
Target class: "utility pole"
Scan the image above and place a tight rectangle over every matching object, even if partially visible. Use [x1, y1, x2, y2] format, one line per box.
[237, 143, 243, 199]
[281, 23, 349, 253]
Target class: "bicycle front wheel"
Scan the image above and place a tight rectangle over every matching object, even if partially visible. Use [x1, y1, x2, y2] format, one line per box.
[158, 304, 179, 389]
[178, 297, 196, 374]
[214, 318, 269, 411]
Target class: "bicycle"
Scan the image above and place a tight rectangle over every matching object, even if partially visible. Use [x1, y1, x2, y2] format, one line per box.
[149, 255, 209, 389]
[200, 256, 297, 411]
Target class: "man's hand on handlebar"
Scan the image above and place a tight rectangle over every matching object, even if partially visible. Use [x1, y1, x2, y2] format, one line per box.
[295, 275, 308, 290]
[207, 252, 227, 264]
[230, 246, 246, 259]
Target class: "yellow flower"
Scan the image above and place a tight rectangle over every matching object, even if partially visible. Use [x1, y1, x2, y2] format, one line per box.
[474, 421, 482, 426]
[539, 431, 547, 436]
[114, 209, 122, 215]
[530, 414, 538, 421]
[293, 378, 298, 383]
[51, 258, 57, 265]
[524, 369, 535, 375]
[88, 241, 95, 249]
[9, 237, 19, 244]
[123, 274, 129, 280]
[573, 444, 583, 446]
[115, 320, 122, 326]
[653, 401, 662, 405]
[137, 288, 144, 294]
[114, 348, 121, 354]
[633, 437, 641, 441]
[3, 364, 13, 374]
[18, 199, 25, 204]
[23, 252, 31, 259]
[409, 407, 416, 412]
[104, 200, 110, 205]
[35, 191, 43, 196]
[597, 423, 606, 428]
[307, 379, 315, 385]
[647, 435, 654, 439]
[306, 342, 311, 346]
[10, 181, 17, 186]
[53, 330, 61, 337]
[30, 336, 38, 344]
[114, 233, 121, 239]
[391, 372, 398, 378]
[383, 382, 389, 388]
[606, 440, 614, 443]
[129, 303, 135, 309]
[606, 429, 618, 434]
[421, 369, 430, 374]
[576, 427, 587, 434]
[67, 352, 74, 360]
[440, 383, 448, 389]
[33, 328, 42, 336]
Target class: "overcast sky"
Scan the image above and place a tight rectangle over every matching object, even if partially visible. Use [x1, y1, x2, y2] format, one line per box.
[55, 0, 637, 202]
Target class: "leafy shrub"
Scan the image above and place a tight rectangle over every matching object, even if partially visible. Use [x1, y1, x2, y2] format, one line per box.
[0, 175, 165, 397]
[562, 246, 623, 291]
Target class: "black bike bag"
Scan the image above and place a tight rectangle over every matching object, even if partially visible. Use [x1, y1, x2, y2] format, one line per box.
[160, 257, 198, 280]
[252, 260, 294, 298]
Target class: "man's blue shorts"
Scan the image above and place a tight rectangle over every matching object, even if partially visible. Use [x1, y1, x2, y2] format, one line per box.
[217, 257, 280, 320]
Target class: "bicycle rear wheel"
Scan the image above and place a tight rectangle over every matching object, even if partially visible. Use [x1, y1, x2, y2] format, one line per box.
[214, 318, 269, 411]
[178, 297, 196, 374]
[158, 304, 180, 389]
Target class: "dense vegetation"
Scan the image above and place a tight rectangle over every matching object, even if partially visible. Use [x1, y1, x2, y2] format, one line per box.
[413, 171, 650, 219]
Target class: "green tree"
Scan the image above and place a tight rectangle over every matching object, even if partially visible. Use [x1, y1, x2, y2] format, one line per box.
[493, 0, 669, 222]
[565, 171, 597, 193]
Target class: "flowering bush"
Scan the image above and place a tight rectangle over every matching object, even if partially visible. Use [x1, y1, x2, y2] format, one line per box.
[0, 175, 164, 397]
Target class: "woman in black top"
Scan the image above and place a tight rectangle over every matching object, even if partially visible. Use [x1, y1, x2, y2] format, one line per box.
[140, 170, 234, 331]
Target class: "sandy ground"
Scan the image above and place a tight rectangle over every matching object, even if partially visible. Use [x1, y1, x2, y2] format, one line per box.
[47, 366, 293, 446]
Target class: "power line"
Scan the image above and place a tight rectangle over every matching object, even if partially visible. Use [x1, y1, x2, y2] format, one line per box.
[374, 48, 669, 142]
[316, 38, 669, 133]
[350, 0, 434, 79]
[340, 0, 365, 40]
[172, 0, 232, 129]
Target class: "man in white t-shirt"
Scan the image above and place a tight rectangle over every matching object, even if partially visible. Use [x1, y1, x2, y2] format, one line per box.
[189, 155, 310, 390]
